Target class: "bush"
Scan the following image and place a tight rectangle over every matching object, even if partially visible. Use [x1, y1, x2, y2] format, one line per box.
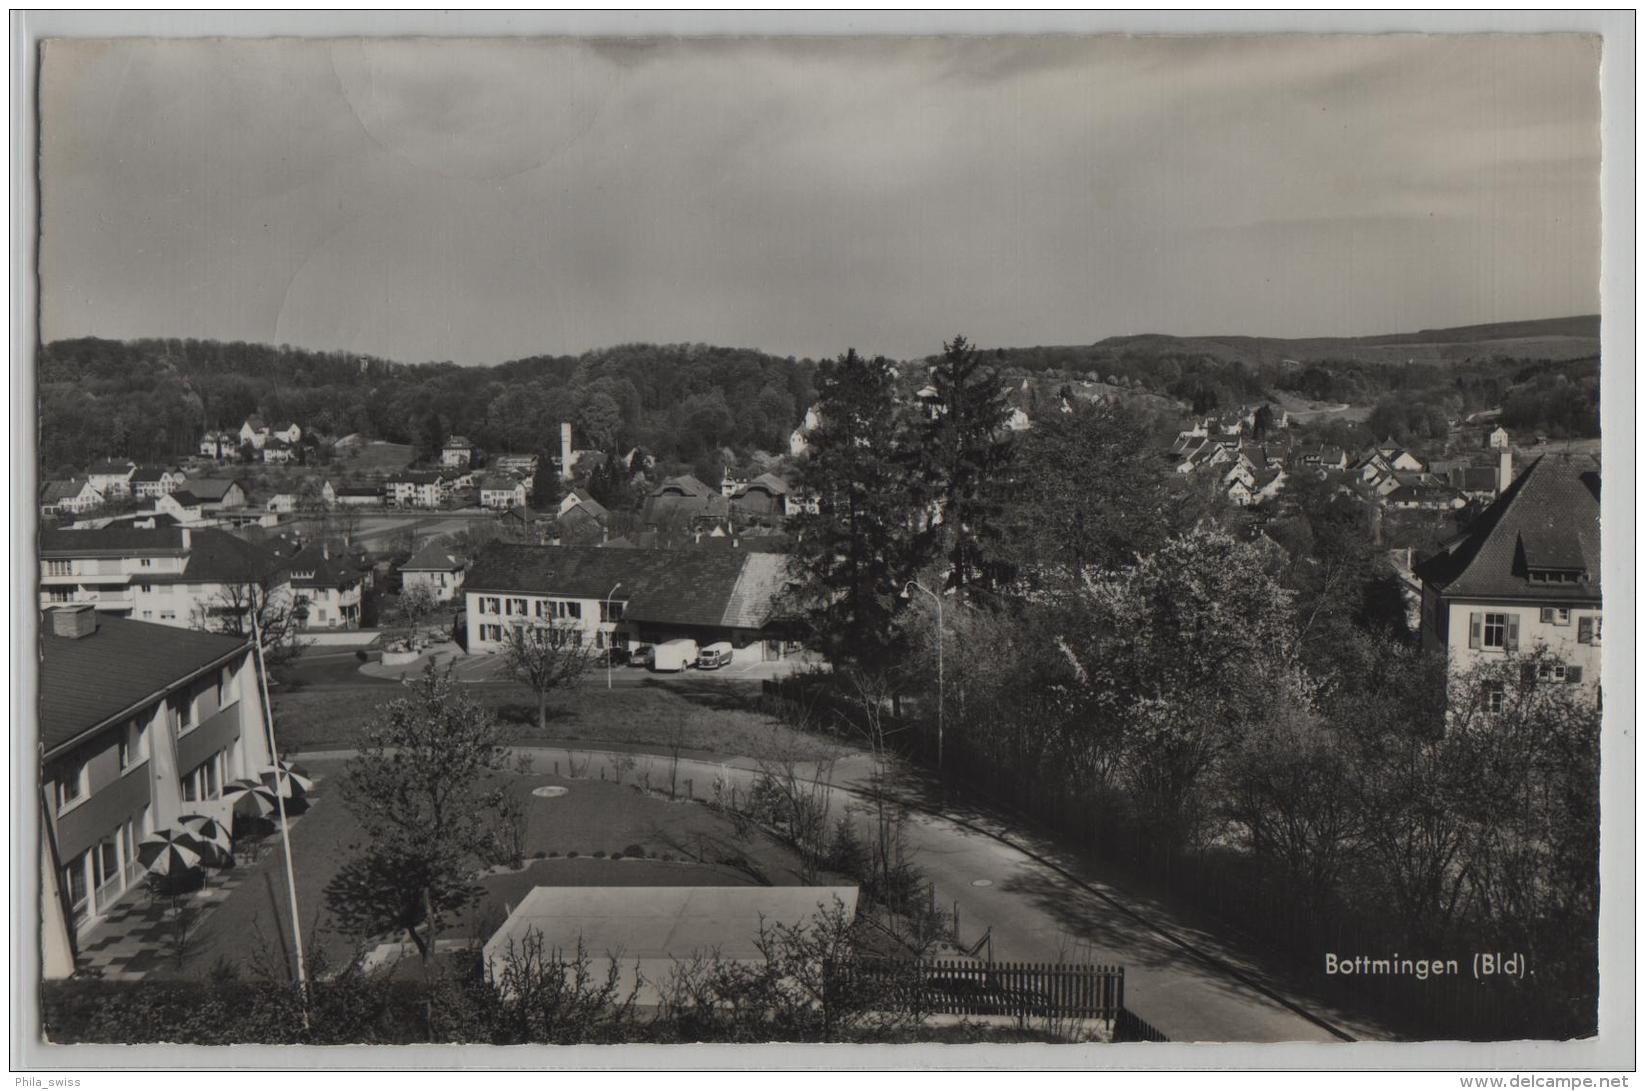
[592, 851, 606, 859]
[566, 850, 578, 858]
[623, 844, 645, 858]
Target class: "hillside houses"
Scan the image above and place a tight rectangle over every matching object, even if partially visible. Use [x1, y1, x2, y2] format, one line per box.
[479, 475, 528, 510]
[40, 479, 105, 518]
[441, 435, 475, 468]
[86, 460, 137, 500]
[130, 466, 185, 500]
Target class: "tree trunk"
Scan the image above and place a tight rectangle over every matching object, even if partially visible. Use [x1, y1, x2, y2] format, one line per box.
[538, 688, 549, 733]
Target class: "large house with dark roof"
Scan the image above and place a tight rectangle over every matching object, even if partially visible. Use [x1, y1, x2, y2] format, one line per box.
[285, 543, 365, 629]
[463, 543, 797, 663]
[400, 539, 466, 602]
[38, 607, 273, 973]
[1415, 455, 1602, 704]
[39, 526, 291, 630]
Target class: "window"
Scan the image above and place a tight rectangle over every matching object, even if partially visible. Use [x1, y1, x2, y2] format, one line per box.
[1470, 611, 1518, 652]
[55, 759, 88, 812]
[1578, 616, 1601, 644]
[1537, 662, 1568, 684]
[1539, 607, 1571, 626]
[139, 582, 152, 594]
[46, 560, 71, 576]
[507, 597, 528, 617]
[218, 666, 234, 708]
[601, 600, 625, 624]
[170, 691, 197, 736]
[160, 610, 176, 622]
[182, 753, 224, 803]
[118, 720, 147, 771]
[481, 624, 502, 642]
[1484, 683, 1507, 714]
[47, 589, 73, 604]
[480, 596, 500, 615]
[142, 610, 153, 619]
[139, 558, 153, 568]
[61, 852, 89, 923]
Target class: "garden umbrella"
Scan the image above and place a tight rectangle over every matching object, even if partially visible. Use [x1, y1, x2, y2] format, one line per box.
[137, 829, 207, 877]
[177, 814, 234, 867]
[257, 761, 315, 796]
[222, 777, 282, 818]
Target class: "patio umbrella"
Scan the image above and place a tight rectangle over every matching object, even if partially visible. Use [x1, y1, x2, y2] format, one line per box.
[177, 814, 234, 867]
[257, 761, 315, 796]
[137, 828, 207, 877]
[222, 777, 282, 818]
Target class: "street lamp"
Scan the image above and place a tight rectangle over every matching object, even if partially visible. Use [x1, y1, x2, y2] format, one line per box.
[905, 580, 944, 776]
[605, 582, 622, 690]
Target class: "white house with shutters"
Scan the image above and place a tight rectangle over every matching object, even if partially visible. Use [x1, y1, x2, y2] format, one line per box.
[1415, 455, 1602, 707]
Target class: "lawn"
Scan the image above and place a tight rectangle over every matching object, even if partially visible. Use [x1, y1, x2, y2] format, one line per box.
[163, 759, 817, 980]
[340, 441, 416, 473]
[270, 675, 854, 764]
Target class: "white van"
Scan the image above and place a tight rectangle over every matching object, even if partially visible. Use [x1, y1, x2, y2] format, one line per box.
[696, 642, 733, 670]
[652, 638, 699, 672]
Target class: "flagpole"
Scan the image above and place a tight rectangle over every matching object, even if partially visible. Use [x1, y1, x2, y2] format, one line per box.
[250, 601, 309, 1020]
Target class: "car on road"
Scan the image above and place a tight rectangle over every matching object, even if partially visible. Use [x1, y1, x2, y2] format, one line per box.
[601, 645, 631, 668]
[652, 639, 698, 672]
[696, 642, 733, 670]
[629, 645, 654, 669]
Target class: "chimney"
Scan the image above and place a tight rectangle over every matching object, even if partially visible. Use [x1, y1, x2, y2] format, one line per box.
[51, 604, 98, 639]
[560, 422, 574, 481]
[1498, 448, 1513, 495]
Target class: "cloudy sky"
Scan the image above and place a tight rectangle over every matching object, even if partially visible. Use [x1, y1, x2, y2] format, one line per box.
[39, 34, 1601, 364]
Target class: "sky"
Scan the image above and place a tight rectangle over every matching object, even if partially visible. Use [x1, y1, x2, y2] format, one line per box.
[39, 34, 1602, 365]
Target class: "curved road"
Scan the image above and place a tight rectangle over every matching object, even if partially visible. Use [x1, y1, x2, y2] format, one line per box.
[300, 739, 1383, 1043]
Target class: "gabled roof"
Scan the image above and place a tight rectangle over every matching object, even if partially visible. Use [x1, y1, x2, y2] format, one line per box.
[39, 613, 249, 756]
[167, 490, 203, 507]
[286, 544, 362, 589]
[1415, 456, 1601, 603]
[443, 435, 473, 448]
[187, 478, 243, 502]
[563, 490, 610, 523]
[40, 479, 92, 503]
[744, 473, 791, 496]
[654, 474, 713, 498]
[465, 543, 790, 630]
[479, 475, 524, 491]
[129, 465, 174, 483]
[402, 540, 465, 572]
[87, 460, 135, 477]
[175, 528, 286, 584]
[244, 415, 267, 429]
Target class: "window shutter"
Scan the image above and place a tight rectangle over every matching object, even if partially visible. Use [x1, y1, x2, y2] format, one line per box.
[1567, 666, 1584, 684]
[1578, 617, 1594, 644]
[1540, 607, 1554, 624]
[1468, 613, 1483, 649]
[1505, 614, 1520, 652]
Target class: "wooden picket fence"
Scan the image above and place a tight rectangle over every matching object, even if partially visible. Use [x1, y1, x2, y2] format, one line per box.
[833, 957, 1126, 1022]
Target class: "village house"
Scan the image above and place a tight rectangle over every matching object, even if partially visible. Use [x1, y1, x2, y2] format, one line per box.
[86, 460, 137, 500]
[479, 475, 528, 511]
[641, 474, 731, 529]
[286, 542, 364, 629]
[266, 493, 299, 514]
[386, 471, 446, 509]
[1228, 467, 1287, 508]
[1415, 455, 1602, 707]
[38, 607, 275, 974]
[185, 478, 250, 514]
[155, 490, 207, 525]
[727, 473, 795, 517]
[789, 404, 822, 458]
[399, 539, 466, 602]
[129, 466, 185, 501]
[493, 453, 540, 479]
[441, 435, 475, 468]
[271, 421, 301, 445]
[463, 543, 797, 664]
[261, 437, 297, 465]
[39, 525, 292, 630]
[198, 430, 234, 459]
[239, 416, 271, 450]
[40, 479, 104, 518]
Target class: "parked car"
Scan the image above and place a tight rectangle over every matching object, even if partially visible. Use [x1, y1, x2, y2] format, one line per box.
[629, 645, 654, 669]
[602, 645, 631, 667]
[696, 642, 733, 670]
[652, 638, 698, 673]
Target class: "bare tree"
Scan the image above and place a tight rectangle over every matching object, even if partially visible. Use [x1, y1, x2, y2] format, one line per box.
[190, 575, 310, 670]
[500, 621, 595, 732]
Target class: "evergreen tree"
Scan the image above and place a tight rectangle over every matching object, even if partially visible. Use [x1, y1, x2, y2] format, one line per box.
[788, 349, 929, 666]
[918, 335, 1015, 592]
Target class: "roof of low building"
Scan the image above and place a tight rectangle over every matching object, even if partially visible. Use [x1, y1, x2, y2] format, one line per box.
[87, 460, 135, 476]
[1415, 456, 1601, 602]
[563, 489, 610, 523]
[286, 543, 362, 589]
[187, 478, 243, 502]
[39, 479, 91, 503]
[465, 543, 791, 630]
[402, 540, 465, 572]
[38, 613, 249, 756]
[167, 490, 203, 507]
[129, 466, 174, 483]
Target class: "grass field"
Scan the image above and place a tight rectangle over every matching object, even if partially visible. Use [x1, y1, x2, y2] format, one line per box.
[339, 441, 417, 473]
[164, 759, 812, 979]
[270, 676, 853, 763]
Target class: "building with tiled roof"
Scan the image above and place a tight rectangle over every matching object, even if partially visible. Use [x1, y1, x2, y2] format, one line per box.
[40, 478, 104, 517]
[183, 478, 249, 511]
[478, 475, 528, 510]
[463, 543, 797, 662]
[37, 607, 273, 974]
[441, 435, 476, 468]
[400, 539, 466, 602]
[285, 543, 364, 629]
[1415, 455, 1602, 703]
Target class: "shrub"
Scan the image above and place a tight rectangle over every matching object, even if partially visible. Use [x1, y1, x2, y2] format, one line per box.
[592, 851, 606, 859]
[532, 850, 546, 860]
[611, 853, 624, 861]
[567, 850, 579, 858]
[623, 844, 645, 858]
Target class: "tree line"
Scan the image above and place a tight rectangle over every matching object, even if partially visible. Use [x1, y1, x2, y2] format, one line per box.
[37, 337, 818, 479]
